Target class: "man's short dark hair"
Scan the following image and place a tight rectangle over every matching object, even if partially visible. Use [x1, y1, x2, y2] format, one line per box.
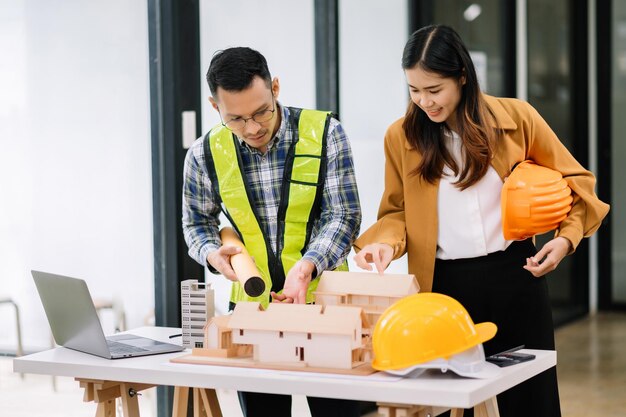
[206, 47, 272, 97]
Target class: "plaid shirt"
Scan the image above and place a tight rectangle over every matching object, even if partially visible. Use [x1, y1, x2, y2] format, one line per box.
[182, 104, 361, 277]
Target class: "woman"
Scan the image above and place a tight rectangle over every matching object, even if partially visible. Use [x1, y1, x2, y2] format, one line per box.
[353, 25, 609, 417]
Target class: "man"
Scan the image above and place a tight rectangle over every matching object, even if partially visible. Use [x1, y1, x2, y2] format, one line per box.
[182, 47, 362, 417]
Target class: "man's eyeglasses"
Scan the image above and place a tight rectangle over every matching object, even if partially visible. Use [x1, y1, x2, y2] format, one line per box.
[220, 97, 276, 131]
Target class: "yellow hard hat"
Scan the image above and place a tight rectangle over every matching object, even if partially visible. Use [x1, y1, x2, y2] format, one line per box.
[501, 160, 573, 240]
[371, 293, 497, 371]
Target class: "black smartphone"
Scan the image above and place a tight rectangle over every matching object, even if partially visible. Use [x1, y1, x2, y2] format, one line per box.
[486, 352, 536, 367]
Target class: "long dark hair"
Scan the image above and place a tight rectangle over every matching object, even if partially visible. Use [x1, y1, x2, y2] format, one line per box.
[402, 25, 501, 189]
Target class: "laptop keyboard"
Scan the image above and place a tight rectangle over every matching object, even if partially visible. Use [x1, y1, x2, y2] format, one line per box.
[107, 340, 149, 354]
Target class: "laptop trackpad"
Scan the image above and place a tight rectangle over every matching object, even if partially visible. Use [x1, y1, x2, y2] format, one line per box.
[108, 334, 166, 347]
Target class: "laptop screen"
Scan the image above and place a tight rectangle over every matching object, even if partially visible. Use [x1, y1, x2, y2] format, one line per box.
[32, 270, 112, 358]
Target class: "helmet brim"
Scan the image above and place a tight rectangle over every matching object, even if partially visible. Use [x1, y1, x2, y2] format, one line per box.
[476, 321, 498, 344]
[385, 346, 502, 379]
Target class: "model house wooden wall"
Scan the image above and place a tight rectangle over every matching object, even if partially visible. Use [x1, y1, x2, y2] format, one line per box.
[187, 272, 419, 371]
[205, 315, 229, 350]
[196, 302, 366, 369]
[226, 302, 363, 369]
[314, 271, 419, 327]
[314, 271, 419, 361]
[195, 315, 252, 358]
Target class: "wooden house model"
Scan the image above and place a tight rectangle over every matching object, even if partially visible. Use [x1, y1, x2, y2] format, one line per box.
[186, 272, 418, 371]
[197, 315, 252, 358]
[196, 301, 366, 370]
[314, 271, 419, 328]
[314, 271, 419, 360]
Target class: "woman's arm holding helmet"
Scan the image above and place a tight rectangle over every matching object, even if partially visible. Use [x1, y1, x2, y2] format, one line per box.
[521, 102, 609, 276]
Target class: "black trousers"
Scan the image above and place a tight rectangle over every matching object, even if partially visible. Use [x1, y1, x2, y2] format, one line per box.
[237, 391, 361, 417]
[433, 239, 562, 417]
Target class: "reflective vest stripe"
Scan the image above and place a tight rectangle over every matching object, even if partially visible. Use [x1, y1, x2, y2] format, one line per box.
[280, 110, 327, 289]
[207, 109, 331, 308]
[208, 124, 272, 305]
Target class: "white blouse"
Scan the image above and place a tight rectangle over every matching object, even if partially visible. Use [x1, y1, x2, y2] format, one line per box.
[436, 131, 512, 260]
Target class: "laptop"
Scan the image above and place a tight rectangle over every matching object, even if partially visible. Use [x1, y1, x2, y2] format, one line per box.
[32, 270, 184, 359]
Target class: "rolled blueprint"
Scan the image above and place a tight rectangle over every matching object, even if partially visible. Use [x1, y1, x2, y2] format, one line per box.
[219, 227, 266, 297]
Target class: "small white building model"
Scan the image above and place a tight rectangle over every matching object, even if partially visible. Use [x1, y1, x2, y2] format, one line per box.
[181, 279, 215, 349]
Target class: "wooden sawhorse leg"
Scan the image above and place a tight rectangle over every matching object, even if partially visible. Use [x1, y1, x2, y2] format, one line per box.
[172, 386, 223, 417]
[473, 397, 500, 417]
[378, 397, 499, 417]
[377, 403, 451, 417]
[77, 378, 154, 417]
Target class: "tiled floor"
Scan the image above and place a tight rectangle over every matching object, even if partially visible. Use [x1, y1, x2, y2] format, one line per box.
[2, 312, 625, 416]
[555, 312, 626, 417]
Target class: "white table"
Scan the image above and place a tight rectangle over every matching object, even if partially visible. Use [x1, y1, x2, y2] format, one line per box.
[13, 326, 556, 417]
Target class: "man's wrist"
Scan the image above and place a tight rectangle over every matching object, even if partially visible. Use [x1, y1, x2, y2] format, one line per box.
[300, 258, 318, 279]
[203, 244, 221, 274]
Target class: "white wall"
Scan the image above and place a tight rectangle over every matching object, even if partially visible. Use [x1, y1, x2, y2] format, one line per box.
[0, 1, 412, 345]
[339, 0, 409, 274]
[0, 0, 153, 351]
[199, 0, 317, 132]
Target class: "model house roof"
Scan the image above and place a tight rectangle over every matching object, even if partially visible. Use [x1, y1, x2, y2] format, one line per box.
[208, 314, 231, 329]
[227, 302, 362, 336]
[315, 271, 419, 297]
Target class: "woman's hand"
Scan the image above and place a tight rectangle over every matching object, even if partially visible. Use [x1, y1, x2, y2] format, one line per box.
[353, 243, 394, 274]
[523, 236, 572, 277]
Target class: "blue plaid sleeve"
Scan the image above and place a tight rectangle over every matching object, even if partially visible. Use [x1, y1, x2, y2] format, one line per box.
[182, 138, 222, 266]
[302, 119, 362, 274]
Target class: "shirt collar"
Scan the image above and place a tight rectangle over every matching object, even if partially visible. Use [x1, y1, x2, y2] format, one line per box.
[482, 94, 517, 130]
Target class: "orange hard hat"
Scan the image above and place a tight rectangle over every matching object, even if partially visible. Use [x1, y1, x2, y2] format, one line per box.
[371, 293, 497, 372]
[501, 160, 573, 240]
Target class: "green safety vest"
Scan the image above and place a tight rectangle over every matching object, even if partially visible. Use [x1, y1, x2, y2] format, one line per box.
[203, 108, 347, 308]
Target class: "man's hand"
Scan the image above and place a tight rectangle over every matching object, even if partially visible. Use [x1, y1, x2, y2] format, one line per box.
[353, 243, 394, 274]
[206, 246, 242, 282]
[271, 260, 315, 304]
[523, 236, 572, 277]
